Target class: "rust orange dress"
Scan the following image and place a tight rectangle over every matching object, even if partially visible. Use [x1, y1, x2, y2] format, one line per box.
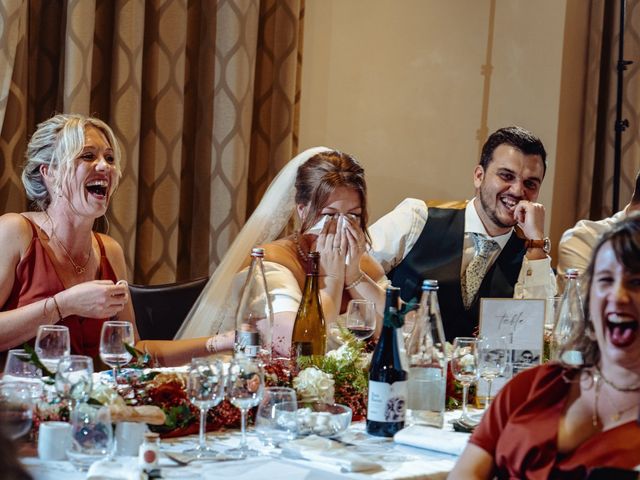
[470, 362, 640, 479]
[1, 216, 117, 360]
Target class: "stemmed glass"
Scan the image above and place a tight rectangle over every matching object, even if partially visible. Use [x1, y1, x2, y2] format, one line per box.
[451, 337, 479, 424]
[185, 358, 225, 458]
[55, 355, 93, 418]
[99, 321, 134, 387]
[35, 325, 70, 373]
[4, 349, 43, 400]
[345, 299, 376, 340]
[227, 356, 264, 459]
[477, 336, 508, 407]
[0, 382, 33, 440]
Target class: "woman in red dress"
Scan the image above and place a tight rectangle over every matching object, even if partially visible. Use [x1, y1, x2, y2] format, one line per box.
[450, 215, 640, 479]
[0, 114, 136, 362]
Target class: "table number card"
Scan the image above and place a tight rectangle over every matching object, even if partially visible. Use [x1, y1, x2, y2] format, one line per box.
[476, 298, 546, 401]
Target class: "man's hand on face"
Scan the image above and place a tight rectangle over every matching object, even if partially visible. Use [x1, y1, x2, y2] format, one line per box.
[513, 200, 545, 241]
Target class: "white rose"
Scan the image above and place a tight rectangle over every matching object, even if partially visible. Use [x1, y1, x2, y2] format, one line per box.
[293, 367, 335, 404]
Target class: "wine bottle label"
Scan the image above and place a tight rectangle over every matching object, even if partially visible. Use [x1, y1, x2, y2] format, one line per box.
[367, 380, 408, 423]
[235, 330, 260, 357]
[294, 341, 314, 357]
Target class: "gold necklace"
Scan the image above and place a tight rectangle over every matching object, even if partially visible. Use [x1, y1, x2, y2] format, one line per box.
[595, 365, 640, 392]
[44, 212, 93, 275]
[592, 370, 639, 428]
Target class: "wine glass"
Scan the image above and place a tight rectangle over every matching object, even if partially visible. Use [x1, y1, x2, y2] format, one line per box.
[184, 358, 225, 458]
[255, 387, 297, 446]
[66, 403, 113, 471]
[345, 299, 376, 340]
[55, 355, 93, 418]
[226, 356, 264, 458]
[99, 321, 134, 387]
[450, 337, 479, 424]
[3, 349, 43, 400]
[477, 336, 508, 407]
[0, 382, 33, 440]
[35, 325, 70, 373]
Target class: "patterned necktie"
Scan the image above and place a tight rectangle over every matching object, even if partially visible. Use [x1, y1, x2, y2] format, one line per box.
[461, 233, 500, 309]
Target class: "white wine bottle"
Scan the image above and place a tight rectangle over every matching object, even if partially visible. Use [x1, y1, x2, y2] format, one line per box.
[292, 251, 326, 359]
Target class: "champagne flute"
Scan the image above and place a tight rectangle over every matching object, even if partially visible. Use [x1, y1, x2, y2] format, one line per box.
[99, 321, 134, 387]
[55, 355, 93, 418]
[226, 356, 264, 459]
[184, 358, 225, 458]
[345, 299, 376, 340]
[477, 336, 508, 407]
[3, 349, 43, 400]
[451, 337, 479, 424]
[35, 325, 70, 373]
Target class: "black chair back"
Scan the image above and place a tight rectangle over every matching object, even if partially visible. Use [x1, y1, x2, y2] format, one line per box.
[130, 277, 209, 340]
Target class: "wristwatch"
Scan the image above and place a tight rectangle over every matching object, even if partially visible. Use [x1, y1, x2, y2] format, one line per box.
[524, 237, 551, 254]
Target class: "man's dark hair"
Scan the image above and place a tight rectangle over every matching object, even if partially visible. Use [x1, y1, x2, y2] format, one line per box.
[479, 126, 547, 176]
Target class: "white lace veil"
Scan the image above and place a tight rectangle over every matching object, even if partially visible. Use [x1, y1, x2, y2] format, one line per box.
[175, 146, 332, 339]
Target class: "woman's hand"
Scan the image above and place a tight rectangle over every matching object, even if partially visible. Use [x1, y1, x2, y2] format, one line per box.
[57, 280, 129, 319]
[314, 216, 347, 283]
[343, 214, 367, 284]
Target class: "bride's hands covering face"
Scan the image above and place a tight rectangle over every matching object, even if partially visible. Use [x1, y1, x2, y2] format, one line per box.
[342, 214, 366, 283]
[314, 215, 347, 283]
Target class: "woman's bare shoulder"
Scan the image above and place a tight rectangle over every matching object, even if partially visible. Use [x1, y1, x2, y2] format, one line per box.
[0, 213, 34, 252]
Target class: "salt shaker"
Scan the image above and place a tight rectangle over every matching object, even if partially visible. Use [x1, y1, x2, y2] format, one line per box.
[138, 432, 160, 470]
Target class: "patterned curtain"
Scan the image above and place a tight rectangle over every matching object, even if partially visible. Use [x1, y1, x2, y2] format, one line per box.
[578, 0, 640, 219]
[0, 0, 304, 284]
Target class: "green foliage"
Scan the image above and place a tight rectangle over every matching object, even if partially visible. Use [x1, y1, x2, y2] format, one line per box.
[22, 343, 55, 380]
[297, 328, 368, 395]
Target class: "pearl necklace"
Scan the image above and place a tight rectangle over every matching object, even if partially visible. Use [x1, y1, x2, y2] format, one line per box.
[293, 231, 308, 261]
[45, 212, 93, 275]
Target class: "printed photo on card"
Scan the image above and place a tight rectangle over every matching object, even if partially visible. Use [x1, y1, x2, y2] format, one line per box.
[476, 298, 546, 402]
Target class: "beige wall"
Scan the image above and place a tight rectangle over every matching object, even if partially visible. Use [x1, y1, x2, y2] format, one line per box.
[299, 0, 579, 246]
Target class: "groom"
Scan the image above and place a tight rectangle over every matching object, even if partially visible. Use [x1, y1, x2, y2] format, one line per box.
[369, 126, 556, 341]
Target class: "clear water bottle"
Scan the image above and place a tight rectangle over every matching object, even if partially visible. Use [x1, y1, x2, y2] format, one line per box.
[406, 280, 447, 428]
[551, 268, 584, 365]
[234, 248, 273, 360]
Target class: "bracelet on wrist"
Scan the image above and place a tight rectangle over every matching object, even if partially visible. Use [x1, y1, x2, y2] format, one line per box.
[345, 273, 365, 290]
[206, 336, 218, 353]
[49, 295, 63, 323]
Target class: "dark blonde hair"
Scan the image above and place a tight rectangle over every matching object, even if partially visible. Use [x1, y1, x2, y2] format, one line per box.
[561, 213, 640, 366]
[294, 150, 370, 243]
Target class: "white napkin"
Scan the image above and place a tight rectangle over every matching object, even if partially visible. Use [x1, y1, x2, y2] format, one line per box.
[282, 435, 382, 473]
[86, 458, 144, 480]
[393, 425, 470, 456]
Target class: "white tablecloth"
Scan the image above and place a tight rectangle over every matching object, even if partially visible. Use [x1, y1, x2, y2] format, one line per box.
[22, 416, 470, 480]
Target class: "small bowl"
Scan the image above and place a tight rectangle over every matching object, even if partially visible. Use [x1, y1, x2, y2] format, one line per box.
[275, 402, 352, 437]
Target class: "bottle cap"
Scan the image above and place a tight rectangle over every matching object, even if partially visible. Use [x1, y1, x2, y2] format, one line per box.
[565, 268, 580, 279]
[422, 279, 438, 290]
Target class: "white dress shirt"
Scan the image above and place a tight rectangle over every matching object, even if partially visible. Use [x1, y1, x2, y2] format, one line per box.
[557, 207, 628, 291]
[368, 198, 556, 299]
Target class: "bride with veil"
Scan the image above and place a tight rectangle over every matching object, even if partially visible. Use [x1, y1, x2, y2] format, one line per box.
[136, 147, 386, 366]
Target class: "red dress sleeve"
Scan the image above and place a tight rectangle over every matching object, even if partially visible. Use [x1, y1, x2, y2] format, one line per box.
[469, 363, 565, 456]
